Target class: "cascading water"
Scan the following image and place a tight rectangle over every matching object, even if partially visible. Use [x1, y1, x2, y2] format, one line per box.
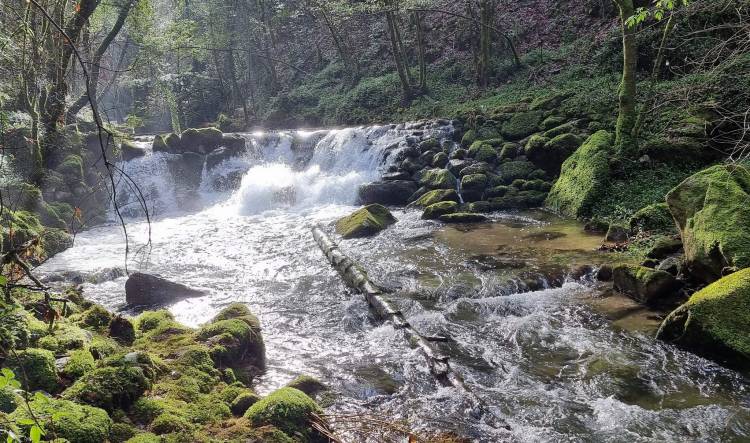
[38, 122, 749, 442]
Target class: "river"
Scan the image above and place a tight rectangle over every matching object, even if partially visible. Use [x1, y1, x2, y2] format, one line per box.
[37, 123, 750, 442]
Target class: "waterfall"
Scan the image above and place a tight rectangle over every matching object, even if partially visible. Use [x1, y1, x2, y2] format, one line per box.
[115, 121, 455, 218]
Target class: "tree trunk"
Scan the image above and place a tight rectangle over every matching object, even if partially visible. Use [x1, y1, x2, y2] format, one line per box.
[477, 0, 493, 88]
[67, 0, 135, 122]
[613, 0, 638, 156]
[414, 11, 427, 91]
[386, 11, 412, 103]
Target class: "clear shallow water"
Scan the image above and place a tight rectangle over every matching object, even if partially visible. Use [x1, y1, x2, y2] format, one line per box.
[38, 124, 750, 442]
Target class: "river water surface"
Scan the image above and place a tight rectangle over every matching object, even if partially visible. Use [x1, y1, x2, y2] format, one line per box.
[37, 124, 750, 442]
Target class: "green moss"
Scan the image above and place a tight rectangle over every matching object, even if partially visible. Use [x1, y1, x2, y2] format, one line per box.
[432, 151, 448, 167]
[285, 376, 326, 397]
[151, 413, 193, 435]
[473, 144, 498, 163]
[334, 204, 396, 239]
[136, 310, 175, 333]
[10, 397, 112, 443]
[499, 143, 519, 160]
[490, 190, 547, 209]
[541, 116, 566, 130]
[665, 164, 750, 282]
[213, 304, 252, 322]
[498, 160, 536, 184]
[57, 154, 84, 182]
[421, 201, 458, 220]
[629, 202, 676, 233]
[1, 210, 42, 250]
[41, 228, 73, 257]
[524, 134, 549, 155]
[0, 309, 30, 351]
[61, 349, 96, 380]
[126, 432, 162, 443]
[198, 315, 264, 367]
[111, 422, 138, 443]
[543, 122, 577, 138]
[4, 348, 57, 392]
[244, 387, 323, 440]
[419, 168, 457, 189]
[80, 304, 113, 330]
[545, 130, 613, 217]
[485, 185, 511, 198]
[231, 391, 261, 416]
[460, 129, 477, 147]
[657, 268, 750, 367]
[90, 335, 123, 359]
[413, 189, 460, 207]
[613, 264, 677, 304]
[501, 111, 544, 140]
[63, 365, 150, 411]
[461, 174, 488, 191]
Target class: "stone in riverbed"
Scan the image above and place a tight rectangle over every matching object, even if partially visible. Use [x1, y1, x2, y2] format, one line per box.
[357, 180, 418, 205]
[125, 272, 206, 306]
[413, 189, 460, 207]
[335, 204, 396, 239]
[422, 201, 458, 219]
[657, 267, 750, 369]
[439, 212, 488, 223]
[120, 140, 146, 161]
[612, 264, 679, 305]
[419, 168, 456, 189]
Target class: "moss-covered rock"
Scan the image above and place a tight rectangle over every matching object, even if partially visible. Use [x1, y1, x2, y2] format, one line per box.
[460, 129, 477, 147]
[485, 185, 511, 198]
[413, 189, 460, 207]
[180, 127, 223, 154]
[422, 201, 458, 220]
[419, 168, 457, 189]
[501, 111, 544, 140]
[10, 397, 112, 443]
[80, 304, 114, 330]
[1, 210, 43, 251]
[461, 174, 488, 191]
[646, 237, 683, 260]
[499, 143, 519, 160]
[334, 204, 397, 239]
[285, 376, 326, 397]
[111, 422, 138, 442]
[0, 387, 19, 413]
[136, 310, 175, 333]
[432, 151, 448, 168]
[524, 134, 549, 155]
[543, 122, 577, 139]
[438, 212, 488, 223]
[467, 143, 497, 164]
[541, 116, 566, 130]
[665, 164, 750, 282]
[61, 349, 96, 380]
[605, 222, 629, 242]
[489, 190, 547, 209]
[629, 202, 676, 233]
[109, 315, 136, 345]
[656, 268, 750, 368]
[613, 264, 678, 305]
[231, 391, 262, 416]
[63, 364, 150, 411]
[545, 130, 613, 218]
[4, 348, 57, 392]
[198, 305, 265, 367]
[57, 154, 84, 183]
[529, 133, 582, 175]
[151, 412, 193, 434]
[244, 387, 324, 441]
[498, 160, 536, 184]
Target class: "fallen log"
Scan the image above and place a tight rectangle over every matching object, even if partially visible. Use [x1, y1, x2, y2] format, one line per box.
[311, 225, 510, 429]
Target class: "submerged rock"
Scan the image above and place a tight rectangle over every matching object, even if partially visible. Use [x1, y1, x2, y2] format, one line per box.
[125, 272, 206, 306]
[665, 164, 750, 283]
[613, 264, 679, 304]
[335, 204, 396, 239]
[357, 180, 418, 205]
[657, 267, 750, 368]
[439, 212, 488, 223]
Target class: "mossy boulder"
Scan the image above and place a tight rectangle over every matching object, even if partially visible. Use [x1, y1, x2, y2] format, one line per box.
[151, 412, 193, 434]
[605, 222, 629, 242]
[489, 190, 547, 209]
[135, 310, 174, 333]
[109, 315, 136, 345]
[244, 387, 324, 441]
[4, 348, 57, 392]
[543, 122, 577, 139]
[460, 129, 477, 147]
[499, 143, 519, 160]
[231, 391, 262, 416]
[468, 143, 497, 164]
[286, 376, 326, 397]
[526, 133, 581, 175]
[57, 154, 84, 183]
[10, 397, 112, 443]
[419, 168, 457, 189]
[1, 210, 42, 251]
[529, 92, 569, 111]
[498, 160, 536, 184]
[646, 237, 683, 260]
[180, 127, 223, 154]
[63, 364, 151, 411]
[432, 151, 448, 168]
[461, 174, 488, 191]
[121, 140, 146, 161]
[334, 204, 396, 239]
[545, 130, 613, 218]
[438, 212, 488, 223]
[629, 202, 676, 233]
[80, 304, 113, 330]
[413, 189, 460, 207]
[656, 268, 750, 368]
[198, 304, 265, 367]
[422, 201, 458, 220]
[60, 349, 96, 380]
[501, 111, 544, 140]
[665, 164, 750, 283]
[613, 264, 679, 305]
[541, 116, 566, 130]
